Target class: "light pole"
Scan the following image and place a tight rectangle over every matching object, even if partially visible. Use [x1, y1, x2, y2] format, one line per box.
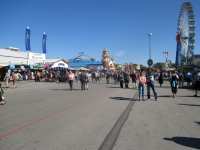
[147, 33, 153, 67]
[163, 50, 169, 69]
[148, 33, 152, 59]
[163, 50, 168, 62]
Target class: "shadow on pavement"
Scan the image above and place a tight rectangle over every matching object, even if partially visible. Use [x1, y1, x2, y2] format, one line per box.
[107, 86, 120, 88]
[155, 86, 170, 88]
[178, 103, 200, 107]
[164, 137, 200, 149]
[177, 95, 200, 98]
[49, 88, 82, 91]
[195, 122, 200, 125]
[156, 94, 199, 98]
[110, 97, 136, 101]
[107, 86, 135, 90]
[158, 95, 172, 98]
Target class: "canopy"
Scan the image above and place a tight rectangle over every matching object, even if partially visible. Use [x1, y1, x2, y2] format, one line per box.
[51, 60, 68, 68]
[79, 67, 89, 71]
[0, 64, 7, 68]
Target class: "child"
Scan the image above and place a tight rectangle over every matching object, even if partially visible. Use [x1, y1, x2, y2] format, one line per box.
[0, 83, 6, 105]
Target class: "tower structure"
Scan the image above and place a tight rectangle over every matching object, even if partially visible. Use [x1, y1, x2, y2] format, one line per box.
[102, 48, 115, 70]
[102, 48, 110, 69]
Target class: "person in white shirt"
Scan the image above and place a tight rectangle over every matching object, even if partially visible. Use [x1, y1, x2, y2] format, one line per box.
[68, 70, 75, 90]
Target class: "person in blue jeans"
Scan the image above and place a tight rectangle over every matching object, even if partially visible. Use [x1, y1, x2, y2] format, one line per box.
[146, 69, 157, 100]
[138, 71, 146, 101]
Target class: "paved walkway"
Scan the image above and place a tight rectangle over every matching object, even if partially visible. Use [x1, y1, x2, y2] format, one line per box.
[0, 81, 199, 150]
[113, 84, 200, 150]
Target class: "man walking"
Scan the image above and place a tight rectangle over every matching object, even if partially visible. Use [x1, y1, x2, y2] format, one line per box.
[124, 72, 130, 88]
[68, 70, 75, 90]
[146, 69, 157, 100]
[79, 71, 87, 90]
[130, 71, 137, 88]
[194, 72, 200, 97]
[118, 71, 124, 88]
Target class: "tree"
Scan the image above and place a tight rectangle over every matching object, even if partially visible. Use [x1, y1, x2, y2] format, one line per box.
[153, 62, 166, 70]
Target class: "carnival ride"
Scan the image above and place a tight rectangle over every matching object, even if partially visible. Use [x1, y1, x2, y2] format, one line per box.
[176, 2, 195, 66]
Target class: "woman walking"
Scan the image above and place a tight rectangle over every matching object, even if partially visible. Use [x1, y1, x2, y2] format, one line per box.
[138, 71, 146, 101]
[11, 72, 17, 88]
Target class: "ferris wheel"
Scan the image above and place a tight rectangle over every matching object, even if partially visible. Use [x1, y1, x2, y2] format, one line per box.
[177, 2, 195, 65]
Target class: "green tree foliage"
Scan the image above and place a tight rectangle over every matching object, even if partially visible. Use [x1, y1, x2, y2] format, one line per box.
[153, 62, 166, 70]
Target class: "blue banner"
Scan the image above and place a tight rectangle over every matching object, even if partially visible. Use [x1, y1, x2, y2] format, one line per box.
[25, 26, 31, 51]
[42, 32, 47, 54]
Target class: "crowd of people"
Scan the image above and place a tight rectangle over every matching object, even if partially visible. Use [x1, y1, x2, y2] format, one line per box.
[106, 69, 200, 100]
[0, 67, 200, 105]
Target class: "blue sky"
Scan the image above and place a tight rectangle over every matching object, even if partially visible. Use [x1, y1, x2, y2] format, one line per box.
[0, 0, 200, 65]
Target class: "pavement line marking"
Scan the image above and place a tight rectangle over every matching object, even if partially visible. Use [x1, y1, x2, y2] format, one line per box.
[0, 109, 67, 141]
[98, 93, 137, 150]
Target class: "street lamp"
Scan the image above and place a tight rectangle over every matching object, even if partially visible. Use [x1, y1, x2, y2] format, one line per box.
[163, 50, 169, 63]
[147, 33, 152, 59]
[147, 33, 153, 67]
[163, 50, 169, 69]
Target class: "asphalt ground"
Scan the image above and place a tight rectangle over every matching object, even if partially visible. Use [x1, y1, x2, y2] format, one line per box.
[113, 84, 200, 150]
[0, 80, 199, 150]
[0, 81, 133, 150]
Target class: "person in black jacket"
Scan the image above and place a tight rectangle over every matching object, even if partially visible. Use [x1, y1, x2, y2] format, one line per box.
[193, 72, 200, 97]
[118, 71, 124, 88]
[170, 71, 179, 98]
[124, 72, 130, 88]
[146, 69, 157, 100]
[158, 72, 164, 87]
[79, 71, 87, 90]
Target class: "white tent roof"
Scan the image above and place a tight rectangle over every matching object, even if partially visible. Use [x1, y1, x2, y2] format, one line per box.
[50, 60, 68, 68]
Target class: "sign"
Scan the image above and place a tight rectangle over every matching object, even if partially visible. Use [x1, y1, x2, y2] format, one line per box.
[147, 59, 153, 66]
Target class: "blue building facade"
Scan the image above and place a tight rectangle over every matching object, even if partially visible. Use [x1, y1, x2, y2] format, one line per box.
[69, 53, 102, 70]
